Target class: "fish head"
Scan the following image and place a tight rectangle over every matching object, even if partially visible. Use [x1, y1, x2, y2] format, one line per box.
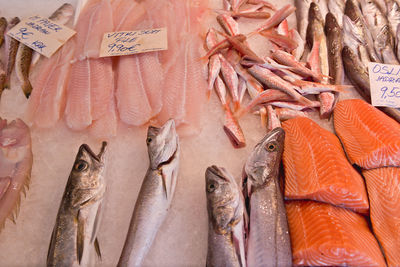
[205, 165, 243, 235]
[146, 119, 179, 169]
[309, 2, 324, 22]
[243, 127, 285, 195]
[68, 142, 107, 208]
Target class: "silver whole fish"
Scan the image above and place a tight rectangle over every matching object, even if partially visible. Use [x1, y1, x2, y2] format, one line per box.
[387, 0, 400, 37]
[47, 142, 107, 267]
[243, 127, 291, 267]
[344, 0, 381, 62]
[206, 165, 246, 267]
[328, 0, 345, 27]
[118, 119, 180, 267]
[294, 0, 313, 42]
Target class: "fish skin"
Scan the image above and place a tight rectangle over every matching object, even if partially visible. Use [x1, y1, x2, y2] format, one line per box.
[243, 127, 291, 266]
[0, 119, 32, 231]
[275, 107, 308, 120]
[328, 0, 345, 27]
[224, 106, 246, 148]
[248, 65, 313, 106]
[4, 17, 20, 89]
[325, 12, 344, 85]
[252, 4, 296, 35]
[294, 0, 313, 42]
[362, 167, 400, 267]
[260, 29, 298, 52]
[47, 142, 107, 267]
[15, 44, 33, 98]
[266, 105, 281, 131]
[217, 14, 240, 36]
[345, 0, 381, 62]
[206, 165, 246, 267]
[286, 201, 387, 267]
[118, 120, 180, 267]
[289, 29, 304, 60]
[233, 11, 271, 19]
[208, 55, 221, 98]
[282, 117, 370, 213]
[386, 0, 400, 38]
[0, 62, 5, 96]
[334, 99, 400, 169]
[220, 55, 240, 110]
[341, 46, 371, 100]
[202, 34, 247, 60]
[0, 17, 7, 48]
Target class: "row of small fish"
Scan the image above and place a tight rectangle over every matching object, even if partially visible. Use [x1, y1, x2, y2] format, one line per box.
[205, 0, 349, 149]
[295, 0, 400, 122]
[47, 119, 180, 267]
[206, 127, 292, 266]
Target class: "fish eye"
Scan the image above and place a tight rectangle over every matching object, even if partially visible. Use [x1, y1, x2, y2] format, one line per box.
[207, 183, 218, 193]
[146, 137, 152, 144]
[266, 142, 277, 152]
[74, 160, 88, 172]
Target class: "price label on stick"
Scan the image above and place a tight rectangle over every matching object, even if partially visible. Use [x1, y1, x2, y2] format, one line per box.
[99, 28, 168, 57]
[7, 15, 76, 58]
[368, 62, 400, 108]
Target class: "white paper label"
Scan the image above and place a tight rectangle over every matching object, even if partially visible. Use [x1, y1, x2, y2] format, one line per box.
[99, 28, 168, 57]
[368, 62, 400, 108]
[7, 15, 76, 58]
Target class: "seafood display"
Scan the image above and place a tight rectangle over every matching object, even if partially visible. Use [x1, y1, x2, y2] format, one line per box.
[47, 142, 107, 267]
[0, 0, 400, 266]
[118, 119, 180, 266]
[0, 118, 32, 231]
[243, 127, 292, 266]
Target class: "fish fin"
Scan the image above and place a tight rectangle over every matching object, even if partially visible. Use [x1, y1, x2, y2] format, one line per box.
[77, 210, 85, 264]
[91, 203, 102, 243]
[94, 238, 102, 261]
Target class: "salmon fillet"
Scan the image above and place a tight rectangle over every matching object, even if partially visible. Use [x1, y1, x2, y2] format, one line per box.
[282, 117, 369, 213]
[363, 167, 400, 266]
[334, 99, 400, 169]
[286, 201, 386, 266]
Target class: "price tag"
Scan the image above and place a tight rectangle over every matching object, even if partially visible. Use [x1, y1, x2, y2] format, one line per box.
[99, 28, 168, 57]
[7, 15, 76, 58]
[368, 62, 400, 108]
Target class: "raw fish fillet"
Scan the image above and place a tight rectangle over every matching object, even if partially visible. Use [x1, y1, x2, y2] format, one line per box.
[363, 167, 400, 266]
[0, 119, 32, 231]
[64, 59, 92, 130]
[286, 201, 386, 267]
[116, 55, 154, 126]
[112, 0, 146, 31]
[282, 117, 369, 213]
[89, 93, 117, 139]
[334, 99, 400, 169]
[73, 0, 113, 60]
[27, 41, 74, 128]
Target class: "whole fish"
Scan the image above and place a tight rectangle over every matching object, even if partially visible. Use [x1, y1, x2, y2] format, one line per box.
[4, 17, 20, 89]
[206, 165, 246, 267]
[47, 142, 107, 267]
[0, 119, 32, 231]
[0, 17, 7, 48]
[325, 12, 344, 85]
[266, 105, 281, 131]
[294, 0, 313, 41]
[342, 46, 400, 123]
[243, 127, 291, 266]
[327, 0, 345, 27]
[386, 0, 400, 38]
[360, 0, 398, 64]
[16, 3, 74, 97]
[118, 119, 180, 267]
[342, 46, 370, 100]
[344, 0, 380, 62]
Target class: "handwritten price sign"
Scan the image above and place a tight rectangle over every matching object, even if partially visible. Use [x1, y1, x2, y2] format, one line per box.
[368, 62, 400, 108]
[99, 28, 167, 57]
[7, 15, 75, 58]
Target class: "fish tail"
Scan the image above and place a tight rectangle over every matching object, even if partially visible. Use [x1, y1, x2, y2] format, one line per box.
[22, 81, 32, 98]
[233, 100, 241, 112]
[298, 95, 314, 106]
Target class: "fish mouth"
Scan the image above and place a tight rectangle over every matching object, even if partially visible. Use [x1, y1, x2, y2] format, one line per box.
[206, 165, 230, 182]
[79, 141, 107, 162]
[261, 127, 285, 144]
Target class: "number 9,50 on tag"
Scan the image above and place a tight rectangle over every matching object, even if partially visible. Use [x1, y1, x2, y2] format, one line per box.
[368, 62, 400, 108]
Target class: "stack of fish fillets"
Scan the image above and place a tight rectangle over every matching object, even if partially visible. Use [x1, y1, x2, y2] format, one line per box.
[282, 116, 387, 266]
